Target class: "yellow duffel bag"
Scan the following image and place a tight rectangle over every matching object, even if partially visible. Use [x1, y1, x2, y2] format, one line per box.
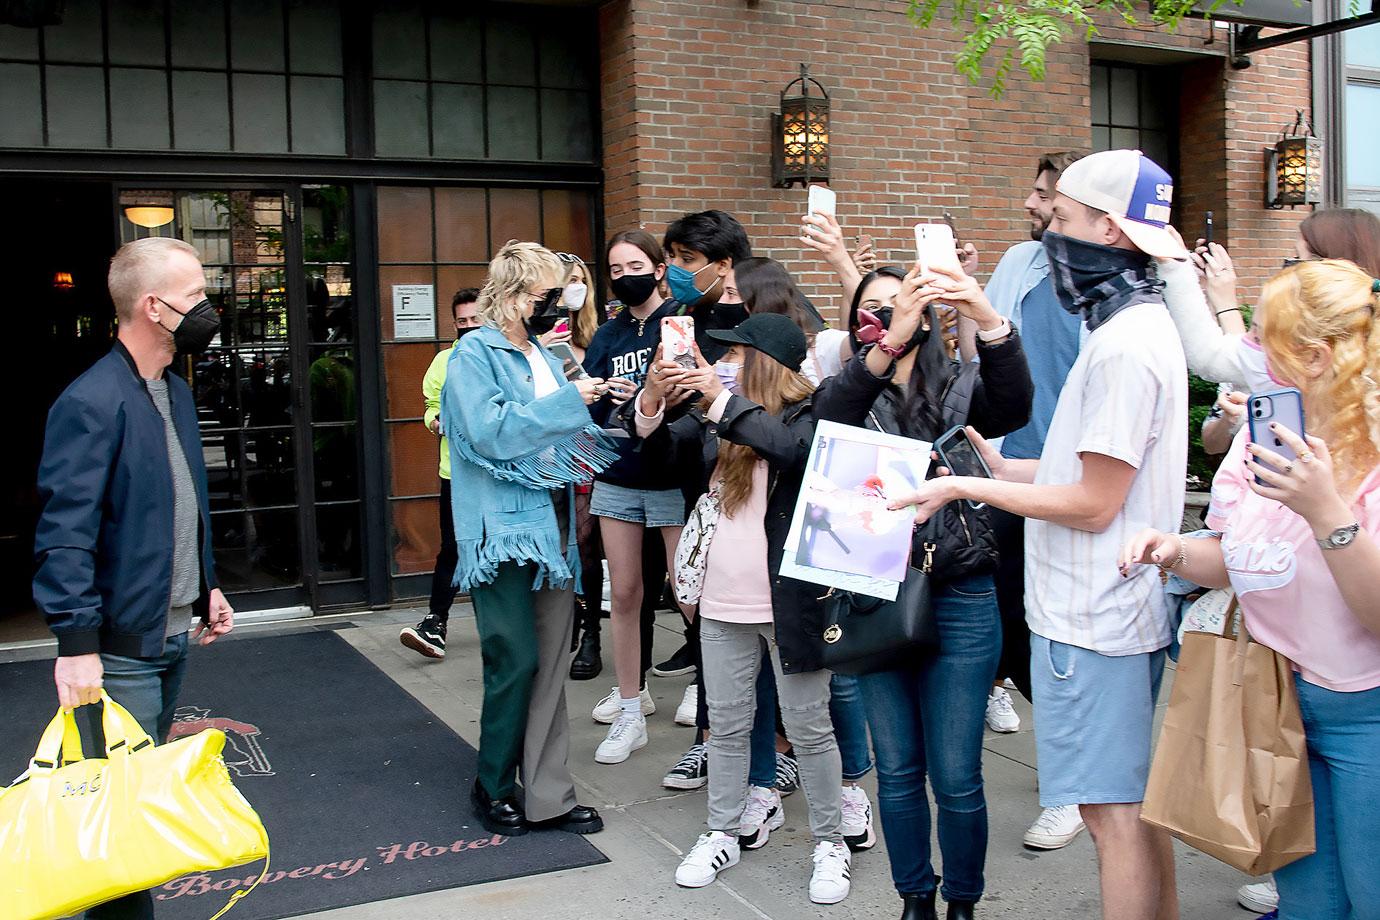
[0, 693, 269, 920]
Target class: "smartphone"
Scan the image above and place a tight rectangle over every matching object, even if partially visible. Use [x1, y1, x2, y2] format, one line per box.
[856, 233, 874, 251]
[914, 222, 961, 275]
[1247, 388, 1305, 485]
[943, 211, 960, 246]
[807, 184, 837, 217]
[660, 315, 697, 370]
[552, 315, 570, 335]
[933, 425, 992, 510]
[1204, 210, 1214, 247]
[546, 342, 589, 381]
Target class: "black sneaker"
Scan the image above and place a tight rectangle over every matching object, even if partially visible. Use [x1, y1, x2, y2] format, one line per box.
[400, 615, 446, 660]
[653, 642, 696, 678]
[775, 751, 799, 797]
[662, 742, 709, 790]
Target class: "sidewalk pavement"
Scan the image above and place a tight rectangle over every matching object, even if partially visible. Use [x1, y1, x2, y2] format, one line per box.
[227, 606, 1252, 919]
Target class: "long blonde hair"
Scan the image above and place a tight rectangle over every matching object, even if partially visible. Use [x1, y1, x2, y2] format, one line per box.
[716, 348, 814, 517]
[1258, 259, 1380, 488]
[567, 259, 600, 350]
[477, 241, 563, 330]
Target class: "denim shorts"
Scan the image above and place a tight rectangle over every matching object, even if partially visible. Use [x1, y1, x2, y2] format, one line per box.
[1030, 633, 1168, 807]
[589, 481, 685, 528]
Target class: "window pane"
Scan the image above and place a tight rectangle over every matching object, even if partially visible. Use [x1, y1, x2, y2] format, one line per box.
[1110, 127, 1139, 150]
[488, 188, 540, 246]
[384, 344, 438, 419]
[1345, 22, 1380, 69]
[373, 80, 430, 157]
[541, 189, 593, 259]
[429, 12, 483, 83]
[46, 65, 107, 148]
[108, 0, 167, 66]
[288, 0, 343, 75]
[434, 188, 488, 262]
[0, 64, 43, 147]
[232, 0, 286, 72]
[290, 75, 345, 154]
[539, 28, 591, 89]
[1090, 65, 1109, 125]
[43, 0, 103, 63]
[110, 68, 170, 149]
[172, 0, 227, 69]
[1109, 67, 1137, 126]
[232, 73, 289, 153]
[1141, 132, 1170, 171]
[1346, 84, 1380, 188]
[486, 86, 538, 161]
[0, 24, 40, 60]
[435, 266, 487, 337]
[390, 497, 439, 574]
[485, 16, 536, 86]
[431, 82, 484, 159]
[541, 88, 593, 162]
[1139, 74, 1167, 129]
[1092, 125, 1110, 152]
[372, 4, 426, 80]
[377, 188, 433, 262]
[173, 71, 231, 151]
[316, 502, 361, 579]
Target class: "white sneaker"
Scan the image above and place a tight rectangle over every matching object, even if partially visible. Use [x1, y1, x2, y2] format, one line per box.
[594, 713, 648, 764]
[985, 687, 1020, 733]
[808, 840, 852, 904]
[675, 831, 740, 888]
[738, 786, 785, 850]
[840, 785, 877, 851]
[1237, 878, 1279, 913]
[1023, 804, 1086, 849]
[674, 683, 698, 726]
[592, 686, 655, 724]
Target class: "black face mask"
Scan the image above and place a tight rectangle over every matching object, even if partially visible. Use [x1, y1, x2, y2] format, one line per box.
[158, 297, 220, 355]
[609, 272, 659, 308]
[848, 305, 930, 355]
[713, 301, 750, 328]
[455, 324, 481, 339]
[523, 288, 564, 337]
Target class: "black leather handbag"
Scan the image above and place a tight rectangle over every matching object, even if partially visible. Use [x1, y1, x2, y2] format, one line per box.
[819, 520, 940, 675]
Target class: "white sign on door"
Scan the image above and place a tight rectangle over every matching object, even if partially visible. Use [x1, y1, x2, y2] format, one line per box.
[392, 284, 436, 339]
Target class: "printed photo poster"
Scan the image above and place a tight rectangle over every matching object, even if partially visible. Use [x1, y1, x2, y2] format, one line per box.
[779, 420, 933, 601]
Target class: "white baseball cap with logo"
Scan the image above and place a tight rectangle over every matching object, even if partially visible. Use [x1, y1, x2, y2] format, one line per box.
[1055, 149, 1190, 260]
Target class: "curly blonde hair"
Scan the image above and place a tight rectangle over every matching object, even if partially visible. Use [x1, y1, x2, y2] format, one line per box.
[1258, 259, 1380, 489]
[477, 241, 564, 330]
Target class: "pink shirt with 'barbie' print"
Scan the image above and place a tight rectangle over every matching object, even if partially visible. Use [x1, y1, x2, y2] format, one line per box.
[1205, 431, 1380, 692]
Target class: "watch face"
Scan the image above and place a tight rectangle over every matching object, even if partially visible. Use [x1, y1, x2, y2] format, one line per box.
[1334, 527, 1357, 546]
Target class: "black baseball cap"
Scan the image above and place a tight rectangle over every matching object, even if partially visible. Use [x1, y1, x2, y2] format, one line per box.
[706, 313, 808, 371]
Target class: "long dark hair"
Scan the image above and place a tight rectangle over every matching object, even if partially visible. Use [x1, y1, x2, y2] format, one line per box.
[1300, 208, 1380, 278]
[847, 267, 952, 440]
[734, 257, 808, 328]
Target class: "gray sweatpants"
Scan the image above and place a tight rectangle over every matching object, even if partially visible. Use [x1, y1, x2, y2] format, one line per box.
[699, 617, 843, 842]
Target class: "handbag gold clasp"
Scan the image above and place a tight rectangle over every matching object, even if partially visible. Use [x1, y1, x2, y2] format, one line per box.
[823, 625, 842, 644]
[923, 541, 936, 575]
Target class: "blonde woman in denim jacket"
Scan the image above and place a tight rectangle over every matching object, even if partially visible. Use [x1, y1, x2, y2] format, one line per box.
[442, 241, 615, 838]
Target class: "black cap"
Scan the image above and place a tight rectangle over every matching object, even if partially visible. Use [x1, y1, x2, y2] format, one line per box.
[706, 313, 808, 371]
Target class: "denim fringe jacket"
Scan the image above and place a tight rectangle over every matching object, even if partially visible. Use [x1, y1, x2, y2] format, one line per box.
[443, 325, 616, 592]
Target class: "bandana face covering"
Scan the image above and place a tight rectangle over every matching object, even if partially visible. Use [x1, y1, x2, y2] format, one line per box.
[1041, 230, 1164, 332]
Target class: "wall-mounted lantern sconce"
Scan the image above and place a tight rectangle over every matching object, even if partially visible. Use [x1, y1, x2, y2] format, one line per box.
[1265, 110, 1322, 209]
[52, 271, 74, 290]
[771, 64, 830, 188]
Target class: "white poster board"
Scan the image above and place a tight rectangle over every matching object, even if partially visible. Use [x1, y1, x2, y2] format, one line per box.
[779, 420, 932, 601]
[392, 284, 436, 339]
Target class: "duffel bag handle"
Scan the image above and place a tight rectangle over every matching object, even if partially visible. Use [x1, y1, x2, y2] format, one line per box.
[29, 707, 85, 772]
[95, 692, 156, 757]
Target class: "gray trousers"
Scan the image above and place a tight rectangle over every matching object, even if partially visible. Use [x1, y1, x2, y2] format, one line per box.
[699, 617, 843, 842]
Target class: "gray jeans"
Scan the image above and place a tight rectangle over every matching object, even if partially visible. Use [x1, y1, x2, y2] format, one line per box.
[699, 617, 842, 842]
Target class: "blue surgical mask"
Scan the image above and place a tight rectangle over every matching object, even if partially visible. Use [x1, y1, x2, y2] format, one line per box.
[714, 360, 742, 394]
[667, 262, 720, 305]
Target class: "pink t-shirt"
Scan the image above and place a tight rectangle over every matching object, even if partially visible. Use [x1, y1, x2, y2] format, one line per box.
[700, 460, 774, 625]
[1205, 431, 1380, 692]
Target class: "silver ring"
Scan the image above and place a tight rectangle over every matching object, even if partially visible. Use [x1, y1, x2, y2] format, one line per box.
[1300, 451, 1316, 464]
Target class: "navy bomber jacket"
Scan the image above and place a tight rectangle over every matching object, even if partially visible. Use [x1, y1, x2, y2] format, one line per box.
[34, 341, 218, 658]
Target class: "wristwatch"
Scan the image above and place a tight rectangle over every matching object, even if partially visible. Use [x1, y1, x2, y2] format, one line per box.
[1316, 522, 1361, 551]
[976, 319, 1012, 344]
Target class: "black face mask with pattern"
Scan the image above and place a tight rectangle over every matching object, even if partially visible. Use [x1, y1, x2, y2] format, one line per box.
[1041, 231, 1162, 331]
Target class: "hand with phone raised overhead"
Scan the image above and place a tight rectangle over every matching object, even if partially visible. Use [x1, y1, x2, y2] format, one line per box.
[912, 262, 1006, 338]
[800, 209, 851, 266]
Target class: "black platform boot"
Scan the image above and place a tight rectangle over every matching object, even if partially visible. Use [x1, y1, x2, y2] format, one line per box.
[900, 891, 938, 920]
[946, 900, 975, 920]
[569, 628, 602, 680]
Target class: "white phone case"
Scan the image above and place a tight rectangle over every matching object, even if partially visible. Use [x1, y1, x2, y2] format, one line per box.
[913, 223, 961, 274]
[807, 185, 837, 217]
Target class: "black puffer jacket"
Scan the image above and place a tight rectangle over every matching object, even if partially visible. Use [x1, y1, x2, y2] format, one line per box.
[626, 393, 828, 674]
[812, 332, 1033, 584]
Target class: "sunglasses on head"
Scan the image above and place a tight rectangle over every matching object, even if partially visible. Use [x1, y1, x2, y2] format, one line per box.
[554, 252, 582, 265]
[1282, 257, 1317, 269]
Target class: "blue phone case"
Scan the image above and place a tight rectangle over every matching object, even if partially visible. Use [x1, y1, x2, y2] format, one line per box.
[1247, 388, 1306, 485]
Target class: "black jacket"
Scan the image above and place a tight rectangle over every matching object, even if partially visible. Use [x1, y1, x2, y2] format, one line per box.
[627, 393, 828, 674]
[812, 333, 1033, 583]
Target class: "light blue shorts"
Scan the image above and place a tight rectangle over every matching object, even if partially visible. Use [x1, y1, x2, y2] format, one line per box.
[589, 482, 685, 528]
[1030, 633, 1168, 807]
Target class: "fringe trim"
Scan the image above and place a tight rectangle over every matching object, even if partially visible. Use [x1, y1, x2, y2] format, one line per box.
[454, 530, 576, 594]
[452, 424, 618, 490]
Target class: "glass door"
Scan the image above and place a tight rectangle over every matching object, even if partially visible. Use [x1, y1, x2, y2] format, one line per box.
[117, 184, 365, 613]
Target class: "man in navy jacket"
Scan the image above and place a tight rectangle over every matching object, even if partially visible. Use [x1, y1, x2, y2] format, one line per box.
[35, 237, 234, 732]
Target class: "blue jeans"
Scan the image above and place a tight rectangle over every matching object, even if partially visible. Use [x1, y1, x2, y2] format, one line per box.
[831, 673, 873, 781]
[858, 576, 1001, 902]
[750, 645, 779, 788]
[85, 633, 190, 920]
[1275, 678, 1380, 920]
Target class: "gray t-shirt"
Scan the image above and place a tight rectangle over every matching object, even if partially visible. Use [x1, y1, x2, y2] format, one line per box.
[146, 378, 201, 636]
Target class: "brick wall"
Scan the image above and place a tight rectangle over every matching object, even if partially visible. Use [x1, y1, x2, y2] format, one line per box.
[598, 0, 1311, 324]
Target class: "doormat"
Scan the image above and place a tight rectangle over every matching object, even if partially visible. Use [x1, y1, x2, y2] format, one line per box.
[0, 629, 608, 919]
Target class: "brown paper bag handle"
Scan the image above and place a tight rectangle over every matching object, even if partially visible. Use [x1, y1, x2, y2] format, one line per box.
[1225, 595, 1253, 687]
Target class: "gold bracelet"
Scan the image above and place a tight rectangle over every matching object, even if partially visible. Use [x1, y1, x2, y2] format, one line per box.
[1158, 535, 1188, 571]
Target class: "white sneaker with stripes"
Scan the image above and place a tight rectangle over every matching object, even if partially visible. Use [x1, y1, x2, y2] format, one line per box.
[675, 831, 740, 888]
[809, 839, 852, 904]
